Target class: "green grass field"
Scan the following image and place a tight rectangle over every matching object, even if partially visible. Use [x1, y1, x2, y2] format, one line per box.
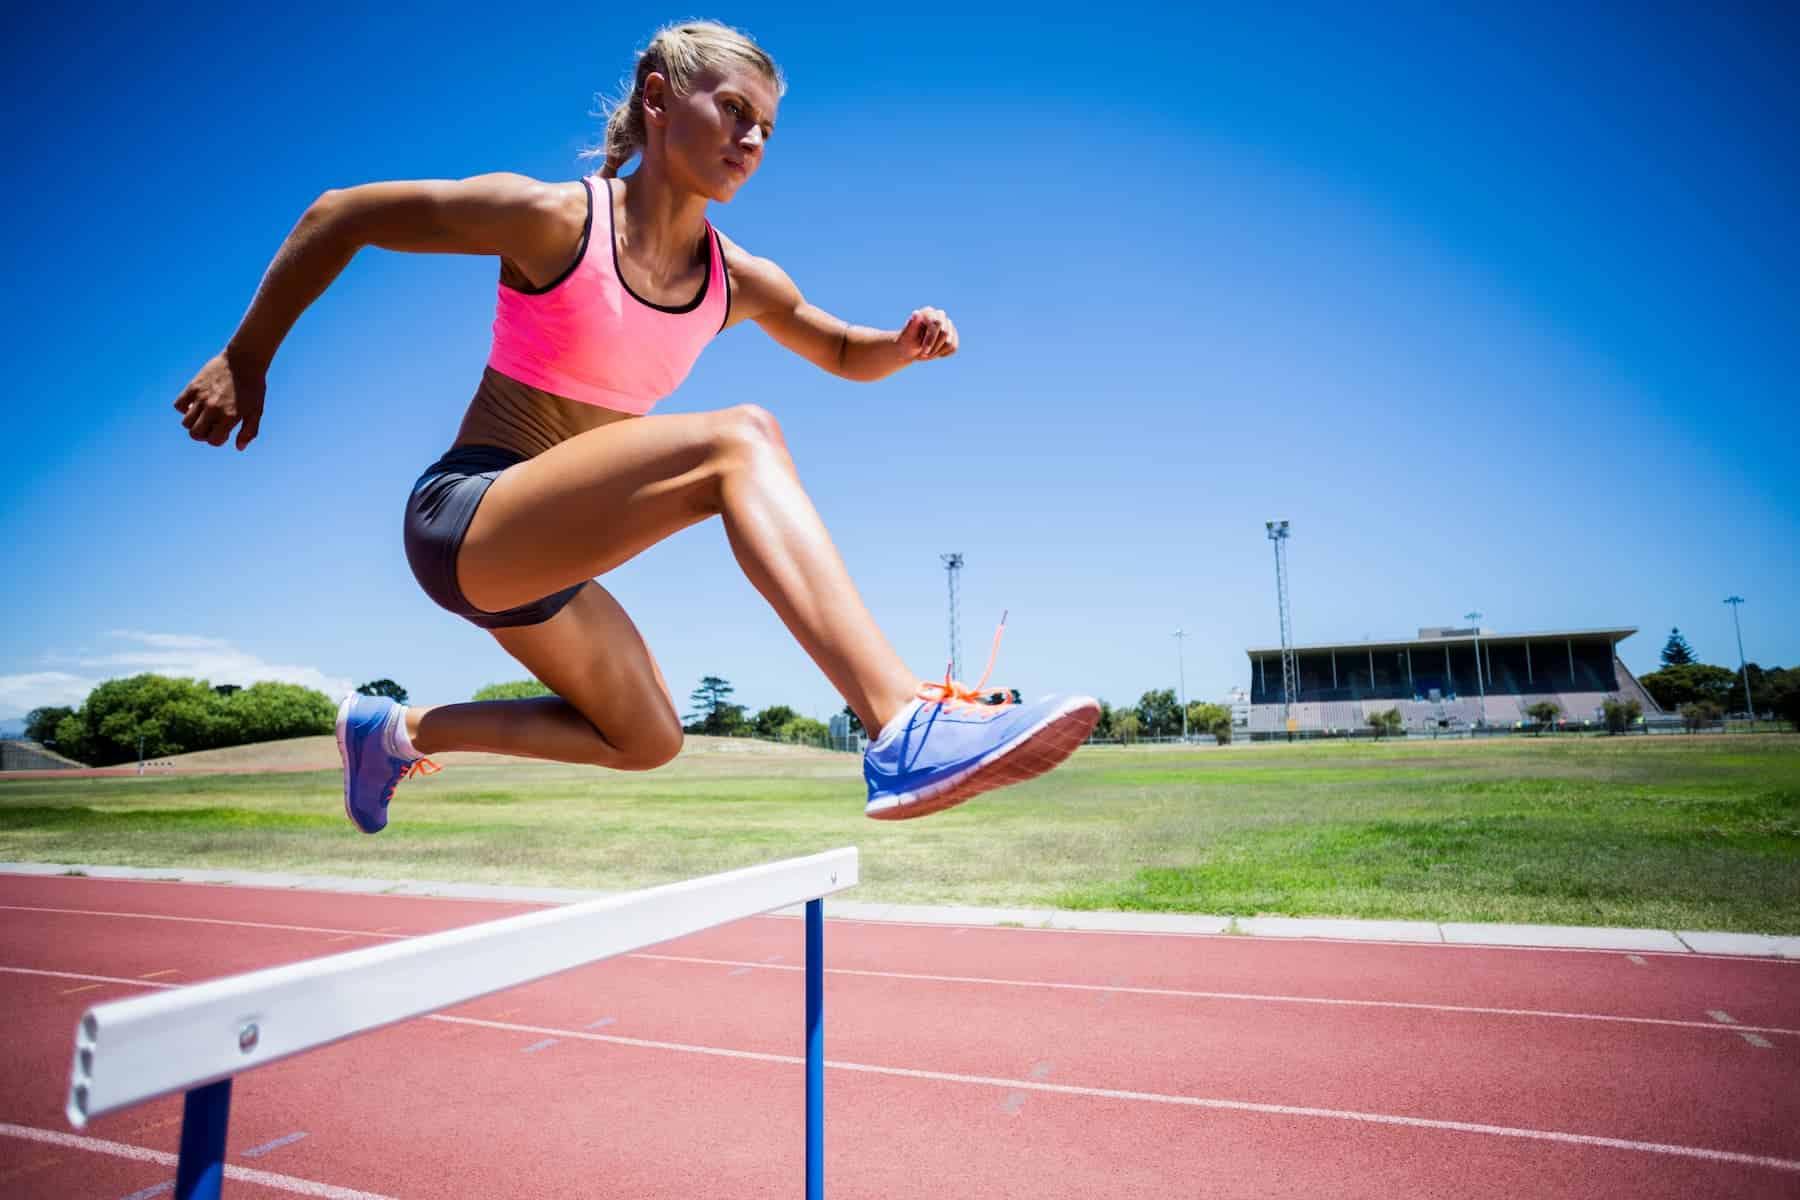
[3, 735, 1797, 933]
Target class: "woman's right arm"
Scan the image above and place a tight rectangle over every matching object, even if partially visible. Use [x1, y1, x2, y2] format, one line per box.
[176, 173, 566, 450]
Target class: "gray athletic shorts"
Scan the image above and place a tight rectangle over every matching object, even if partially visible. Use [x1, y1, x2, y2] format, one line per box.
[403, 444, 584, 630]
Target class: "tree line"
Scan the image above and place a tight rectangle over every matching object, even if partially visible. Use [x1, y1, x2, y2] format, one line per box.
[1640, 627, 1799, 726]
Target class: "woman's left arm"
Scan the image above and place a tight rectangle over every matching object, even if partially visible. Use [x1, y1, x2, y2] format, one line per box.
[724, 241, 957, 382]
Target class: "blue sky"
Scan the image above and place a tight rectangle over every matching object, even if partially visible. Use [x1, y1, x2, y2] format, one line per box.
[2, 1, 1795, 729]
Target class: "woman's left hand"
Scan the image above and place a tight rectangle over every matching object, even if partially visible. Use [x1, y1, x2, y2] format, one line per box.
[898, 307, 959, 361]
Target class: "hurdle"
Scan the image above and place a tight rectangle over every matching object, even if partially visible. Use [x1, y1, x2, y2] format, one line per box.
[67, 846, 858, 1199]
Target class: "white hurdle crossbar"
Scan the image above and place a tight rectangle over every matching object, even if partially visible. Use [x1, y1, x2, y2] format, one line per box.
[68, 846, 858, 1199]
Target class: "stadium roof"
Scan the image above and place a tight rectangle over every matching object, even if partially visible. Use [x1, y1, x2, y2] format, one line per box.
[1243, 627, 1638, 656]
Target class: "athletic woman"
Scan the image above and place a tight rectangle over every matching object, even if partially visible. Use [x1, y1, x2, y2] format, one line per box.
[172, 20, 1099, 832]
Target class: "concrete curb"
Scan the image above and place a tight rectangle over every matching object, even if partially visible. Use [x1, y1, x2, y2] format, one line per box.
[4, 861, 1796, 959]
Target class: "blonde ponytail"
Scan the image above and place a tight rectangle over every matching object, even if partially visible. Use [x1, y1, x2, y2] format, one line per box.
[581, 20, 785, 178]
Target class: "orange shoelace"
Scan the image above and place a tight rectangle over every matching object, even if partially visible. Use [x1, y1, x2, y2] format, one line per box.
[398, 757, 442, 782]
[915, 612, 1022, 712]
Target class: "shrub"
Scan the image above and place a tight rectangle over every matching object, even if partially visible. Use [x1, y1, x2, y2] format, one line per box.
[1602, 698, 1643, 734]
[1679, 700, 1723, 733]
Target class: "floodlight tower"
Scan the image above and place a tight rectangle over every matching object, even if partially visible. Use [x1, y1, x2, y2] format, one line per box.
[1725, 596, 1753, 721]
[1174, 629, 1188, 741]
[1265, 521, 1299, 726]
[1465, 610, 1486, 724]
[941, 553, 964, 680]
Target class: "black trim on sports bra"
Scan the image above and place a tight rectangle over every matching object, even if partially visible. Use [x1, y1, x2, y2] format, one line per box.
[499, 178, 593, 296]
[603, 177, 712, 315]
[717, 228, 731, 332]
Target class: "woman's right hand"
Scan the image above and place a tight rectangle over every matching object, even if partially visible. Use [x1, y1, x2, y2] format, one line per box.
[174, 349, 266, 450]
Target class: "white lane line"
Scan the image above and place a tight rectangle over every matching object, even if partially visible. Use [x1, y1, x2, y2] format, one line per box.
[1627, 955, 1647, 966]
[11, 892, 1798, 965]
[8, 959, 1800, 1041]
[6, 967, 1792, 1174]
[0, 905, 408, 940]
[423, 1014, 1800, 1173]
[1739, 1032, 1774, 1050]
[626, 955, 1800, 1039]
[0, 1123, 396, 1199]
[1709, 1010, 1737, 1024]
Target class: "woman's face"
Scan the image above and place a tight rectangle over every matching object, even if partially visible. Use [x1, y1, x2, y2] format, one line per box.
[652, 65, 779, 202]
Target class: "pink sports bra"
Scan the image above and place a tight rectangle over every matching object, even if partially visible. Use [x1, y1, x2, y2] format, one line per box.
[485, 175, 729, 414]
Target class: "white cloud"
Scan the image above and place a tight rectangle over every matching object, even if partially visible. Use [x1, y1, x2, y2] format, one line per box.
[0, 672, 92, 716]
[1, 633, 354, 719]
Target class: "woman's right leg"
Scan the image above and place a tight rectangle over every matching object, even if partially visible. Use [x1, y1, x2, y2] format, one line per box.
[439, 403, 920, 755]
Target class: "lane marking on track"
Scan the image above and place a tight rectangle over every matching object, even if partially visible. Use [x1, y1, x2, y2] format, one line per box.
[800, 914, 1797, 963]
[1739, 1032, 1774, 1049]
[625, 955, 1800, 1039]
[14, 895, 1800, 971]
[139, 969, 178, 980]
[422, 1014, 1800, 1174]
[118, 1182, 173, 1200]
[59, 982, 102, 995]
[242, 1131, 307, 1159]
[8, 959, 1800, 1040]
[0, 905, 409, 940]
[8, 895, 1797, 965]
[0, 1124, 396, 1199]
[4, 966, 1791, 1174]
[1627, 955, 1647, 966]
[1708, 1010, 1737, 1024]
[522, 1038, 559, 1054]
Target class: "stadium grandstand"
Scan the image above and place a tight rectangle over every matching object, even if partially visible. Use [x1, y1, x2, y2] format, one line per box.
[1244, 626, 1662, 735]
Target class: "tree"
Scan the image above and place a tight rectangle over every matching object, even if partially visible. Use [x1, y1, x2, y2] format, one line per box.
[1639, 663, 1737, 711]
[1679, 700, 1723, 733]
[778, 715, 829, 745]
[357, 678, 409, 704]
[705, 703, 750, 736]
[1602, 697, 1643, 734]
[23, 705, 73, 746]
[1773, 688, 1800, 730]
[1660, 628, 1696, 667]
[685, 676, 735, 730]
[752, 705, 800, 739]
[839, 705, 864, 735]
[1189, 701, 1233, 744]
[45, 673, 335, 766]
[1525, 700, 1562, 734]
[1111, 710, 1141, 744]
[472, 679, 554, 701]
[1136, 688, 1181, 738]
[1365, 707, 1404, 739]
[212, 684, 241, 697]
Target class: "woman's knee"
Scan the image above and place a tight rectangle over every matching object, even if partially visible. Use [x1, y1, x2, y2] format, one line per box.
[608, 719, 684, 771]
[714, 403, 788, 461]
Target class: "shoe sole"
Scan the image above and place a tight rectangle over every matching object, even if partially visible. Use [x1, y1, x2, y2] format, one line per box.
[864, 696, 1101, 821]
[335, 694, 383, 835]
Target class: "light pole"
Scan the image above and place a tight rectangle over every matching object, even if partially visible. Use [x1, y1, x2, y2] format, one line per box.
[1725, 596, 1753, 725]
[1464, 610, 1486, 730]
[1174, 629, 1188, 742]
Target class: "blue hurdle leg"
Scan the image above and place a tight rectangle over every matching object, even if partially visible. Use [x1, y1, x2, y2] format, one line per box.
[805, 897, 824, 1199]
[175, 1078, 232, 1200]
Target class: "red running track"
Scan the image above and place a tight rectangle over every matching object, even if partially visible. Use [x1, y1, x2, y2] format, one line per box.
[0, 874, 1795, 1198]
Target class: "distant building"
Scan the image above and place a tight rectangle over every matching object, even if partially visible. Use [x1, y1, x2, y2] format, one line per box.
[1244, 626, 1660, 735]
[827, 712, 867, 753]
[1224, 686, 1251, 729]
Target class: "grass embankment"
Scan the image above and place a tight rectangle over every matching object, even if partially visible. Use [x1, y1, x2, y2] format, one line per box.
[2, 735, 1795, 933]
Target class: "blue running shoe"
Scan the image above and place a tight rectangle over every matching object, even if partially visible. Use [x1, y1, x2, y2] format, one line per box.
[863, 689, 1100, 820]
[864, 617, 1099, 820]
[336, 693, 439, 834]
